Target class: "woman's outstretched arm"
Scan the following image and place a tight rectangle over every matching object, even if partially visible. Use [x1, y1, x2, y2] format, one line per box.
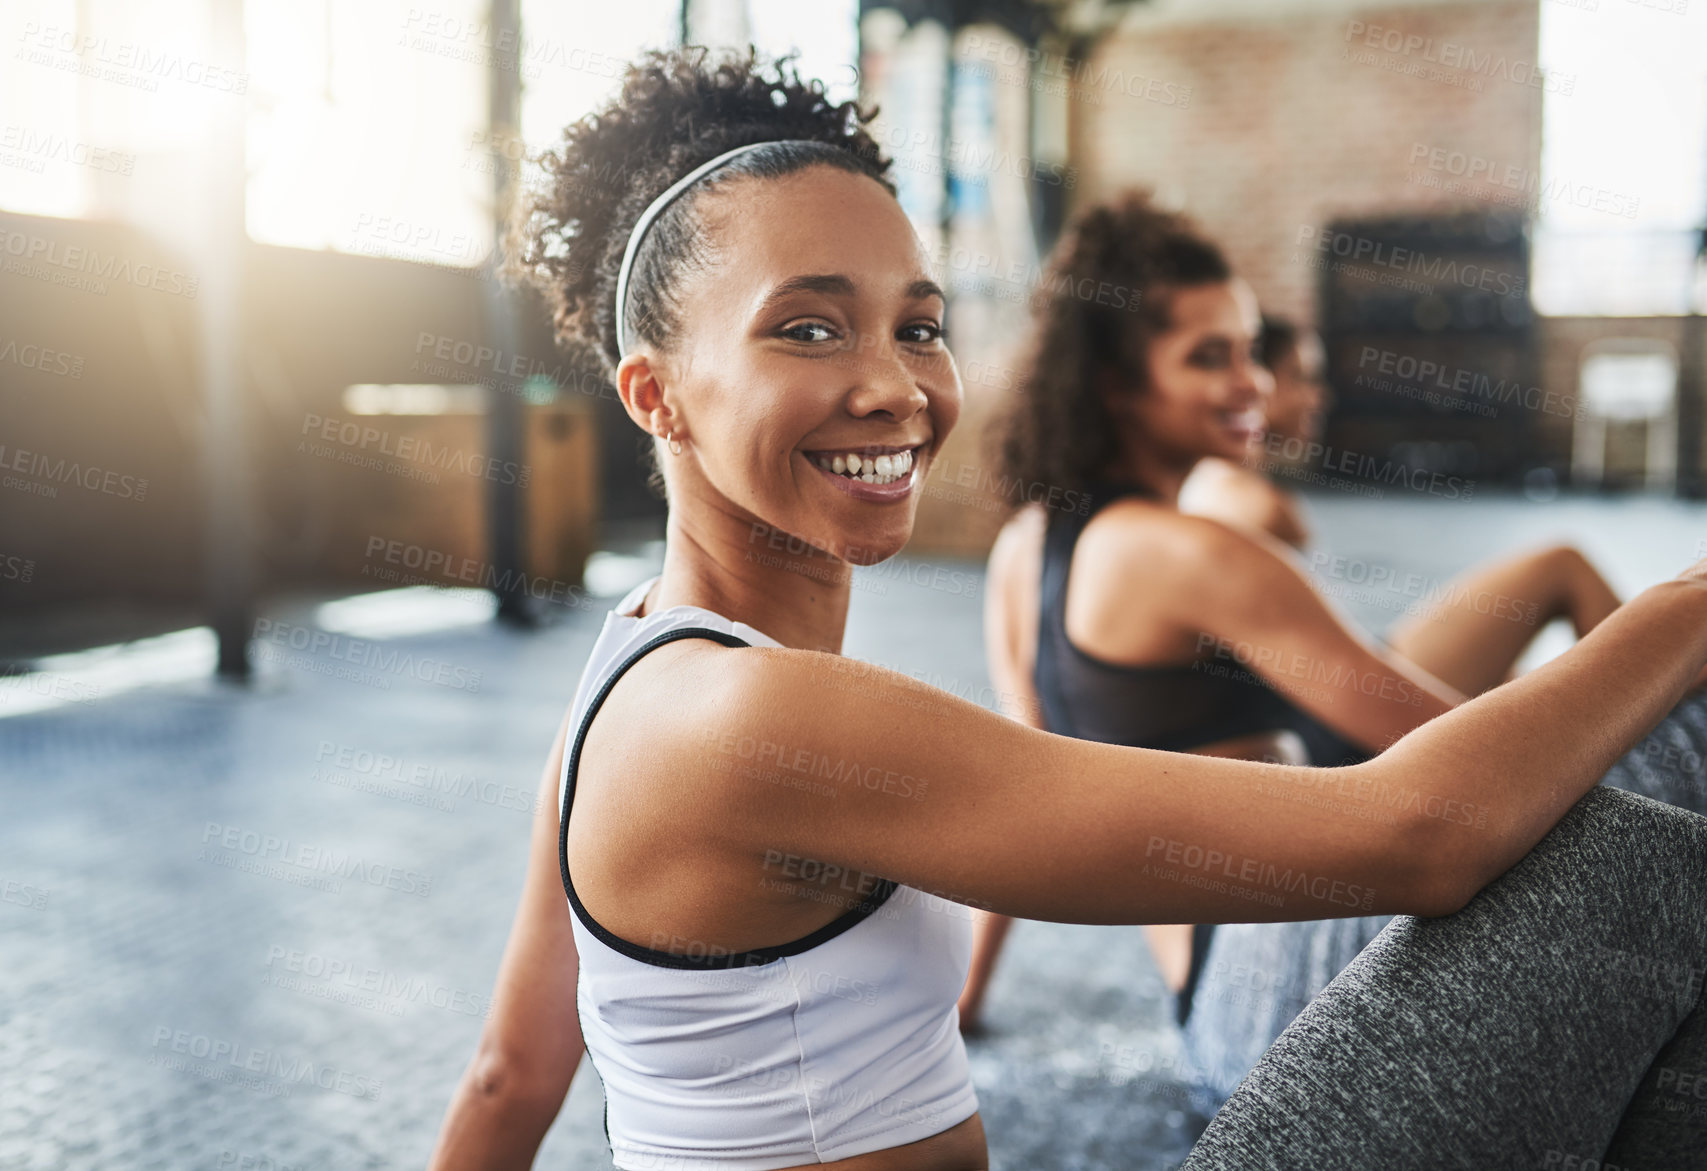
[429, 713, 585, 1171]
[646, 571, 1707, 928]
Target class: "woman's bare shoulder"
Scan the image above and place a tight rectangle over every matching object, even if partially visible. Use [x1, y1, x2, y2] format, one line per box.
[985, 506, 1048, 597]
[1080, 493, 1256, 575]
[993, 503, 1049, 545]
[1182, 459, 1303, 544]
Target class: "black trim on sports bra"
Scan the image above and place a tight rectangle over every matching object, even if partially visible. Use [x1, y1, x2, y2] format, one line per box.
[558, 624, 898, 970]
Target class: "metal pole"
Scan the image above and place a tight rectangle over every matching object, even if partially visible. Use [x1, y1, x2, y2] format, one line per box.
[940, 37, 955, 260]
[485, 0, 531, 624]
[1682, 220, 1707, 499]
[201, 0, 255, 679]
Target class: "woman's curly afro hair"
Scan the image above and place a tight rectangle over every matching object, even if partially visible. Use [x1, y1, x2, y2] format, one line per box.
[997, 191, 1232, 502]
[506, 45, 895, 379]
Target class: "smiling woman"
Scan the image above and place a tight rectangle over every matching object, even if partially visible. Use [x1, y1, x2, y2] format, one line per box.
[604, 156, 956, 586]
[427, 44, 1707, 1171]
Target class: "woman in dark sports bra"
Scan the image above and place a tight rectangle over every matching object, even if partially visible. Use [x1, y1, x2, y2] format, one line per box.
[955, 193, 1640, 1035]
[1035, 478, 1370, 768]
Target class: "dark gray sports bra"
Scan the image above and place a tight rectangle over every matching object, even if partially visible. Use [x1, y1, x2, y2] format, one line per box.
[1032, 481, 1371, 767]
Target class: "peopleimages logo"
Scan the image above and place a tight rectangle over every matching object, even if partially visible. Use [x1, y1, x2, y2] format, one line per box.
[148, 1027, 381, 1100]
[199, 822, 433, 897]
[1342, 20, 1574, 94]
[1407, 143, 1641, 220]
[1294, 226, 1526, 297]
[930, 240, 1144, 313]
[1353, 346, 1582, 421]
[313, 740, 539, 815]
[1142, 836, 1376, 911]
[961, 33, 1193, 107]
[1257, 434, 1475, 501]
[0, 124, 135, 174]
[363, 535, 592, 610]
[702, 728, 930, 801]
[0, 553, 36, 583]
[1195, 633, 1430, 707]
[924, 457, 1093, 515]
[878, 125, 1076, 188]
[298, 413, 530, 486]
[0, 443, 148, 499]
[252, 617, 482, 692]
[0, 229, 198, 297]
[0, 337, 85, 378]
[16, 23, 250, 94]
[263, 945, 492, 1018]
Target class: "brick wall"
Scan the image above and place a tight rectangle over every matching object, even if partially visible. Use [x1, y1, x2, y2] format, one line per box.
[1073, 0, 1545, 326]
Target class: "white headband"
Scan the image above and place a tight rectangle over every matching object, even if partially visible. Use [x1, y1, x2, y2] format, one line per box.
[613, 139, 814, 356]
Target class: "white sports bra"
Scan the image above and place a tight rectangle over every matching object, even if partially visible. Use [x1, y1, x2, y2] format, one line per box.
[558, 578, 979, 1169]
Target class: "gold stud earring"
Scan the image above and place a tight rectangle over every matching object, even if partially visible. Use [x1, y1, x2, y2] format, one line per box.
[666, 430, 682, 456]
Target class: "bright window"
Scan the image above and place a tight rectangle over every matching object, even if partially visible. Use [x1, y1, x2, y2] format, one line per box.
[746, 0, 859, 104]
[1534, 2, 1707, 316]
[514, 1, 680, 158]
[5, 0, 862, 249]
[244, 0, 491, 265]
[2, 0, 230, 220]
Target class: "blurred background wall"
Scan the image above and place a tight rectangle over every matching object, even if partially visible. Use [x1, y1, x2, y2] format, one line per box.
[2, 0, 1704, 686]
[1066, 0, 1705, 498]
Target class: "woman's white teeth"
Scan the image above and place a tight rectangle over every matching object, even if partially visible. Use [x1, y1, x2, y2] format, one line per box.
[813, 449, 914, 484]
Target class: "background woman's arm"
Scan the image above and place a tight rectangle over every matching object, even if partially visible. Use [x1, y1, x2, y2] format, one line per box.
[1164, 518, 1468, 751]
[957, 510, 1046, 1028]
[429, 713, 585, 1171]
